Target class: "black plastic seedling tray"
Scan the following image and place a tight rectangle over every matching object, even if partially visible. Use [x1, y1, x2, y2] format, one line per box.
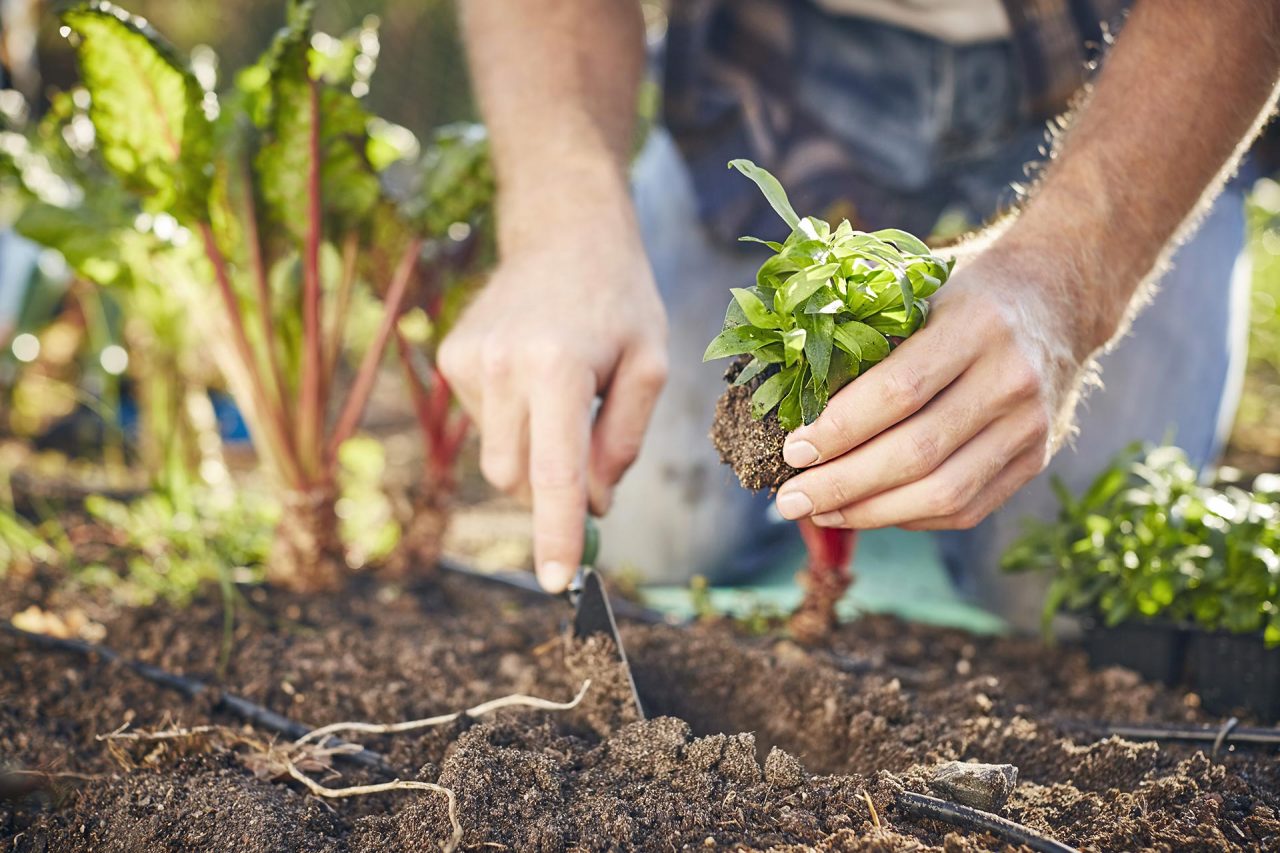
[1081, 618, 1186, 687]
[1185, 631, 1280, 723]
[1082, 617, 1280, 723]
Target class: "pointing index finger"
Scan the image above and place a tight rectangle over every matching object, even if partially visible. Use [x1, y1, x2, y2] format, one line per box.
[529, 367, 595, 593]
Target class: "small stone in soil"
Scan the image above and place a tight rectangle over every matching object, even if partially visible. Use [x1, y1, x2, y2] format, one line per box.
[929, 760, 1019, 812]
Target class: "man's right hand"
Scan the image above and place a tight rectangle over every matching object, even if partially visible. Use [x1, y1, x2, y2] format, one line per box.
[438, 197, 668, 594]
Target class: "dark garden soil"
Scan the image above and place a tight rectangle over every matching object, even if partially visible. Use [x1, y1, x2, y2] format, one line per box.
[3, 567, 1280, 852]
[711, 363, 798, 493]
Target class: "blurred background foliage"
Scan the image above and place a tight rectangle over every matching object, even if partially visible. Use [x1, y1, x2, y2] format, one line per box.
[4, 0, 476, 138]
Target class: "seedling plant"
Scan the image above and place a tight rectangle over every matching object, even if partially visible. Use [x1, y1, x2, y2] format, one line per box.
[704, 160, 953, 641]
[1004, 444, 1280, 644]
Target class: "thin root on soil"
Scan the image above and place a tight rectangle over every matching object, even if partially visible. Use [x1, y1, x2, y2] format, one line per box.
[95, 681, 594, 853]
[294, 679, 592, 746]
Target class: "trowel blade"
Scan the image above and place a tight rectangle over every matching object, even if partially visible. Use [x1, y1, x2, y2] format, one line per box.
[568, 567, 645, 719]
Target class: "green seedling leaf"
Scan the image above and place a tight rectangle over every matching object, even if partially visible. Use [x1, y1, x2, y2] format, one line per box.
[751, 367, 793, 419]
[871, 227, 931, 255]
[733, 357, 770, 386]
[776, 368, 805, 430]
[703, 325, 780, 361]
[798, 311, 834, 385]
[801, 380, 821, 425]
[731, 287, 782, 330]
[728, 158, 805, 234]
[833, 321, 889, 362]
[739, 235, 785, 251]
[706, 160, 950, 431]
[779, 262, 839, 314]
[782, 327, 806, 367]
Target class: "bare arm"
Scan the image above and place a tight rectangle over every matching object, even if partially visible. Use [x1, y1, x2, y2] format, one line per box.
[774, 0, 1280, 531]
[442, 1, 667, 590]
[461, 0, 644, 248]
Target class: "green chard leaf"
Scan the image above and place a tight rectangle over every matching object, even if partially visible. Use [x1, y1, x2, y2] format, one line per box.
[62, 2, 212, 219]
[253, 4, 380, 243]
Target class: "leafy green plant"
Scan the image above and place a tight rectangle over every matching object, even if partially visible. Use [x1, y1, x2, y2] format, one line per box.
[703, 160, 953, 430]
[11, 1, 492, 590]
[1003, 444, 1280, 645]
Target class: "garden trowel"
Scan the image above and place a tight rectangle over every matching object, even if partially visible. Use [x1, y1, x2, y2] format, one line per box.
[565, 518, 645, 718]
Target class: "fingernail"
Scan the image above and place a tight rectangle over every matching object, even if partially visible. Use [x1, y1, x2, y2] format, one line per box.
[775, 490, 814, 520]
[812, 511, 843, 527]
[537, 560, 576, 593]
[784, 439, 819, 468]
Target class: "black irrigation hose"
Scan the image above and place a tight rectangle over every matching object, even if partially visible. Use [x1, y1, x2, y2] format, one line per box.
[1, 623, 394, 775]
[1063, 718, 1280, 755]
[897, 791, 1079, 853]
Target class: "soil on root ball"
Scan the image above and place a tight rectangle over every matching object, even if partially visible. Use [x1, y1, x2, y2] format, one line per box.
[3, 568, 1280, 851]
[710, 361, 799, 493]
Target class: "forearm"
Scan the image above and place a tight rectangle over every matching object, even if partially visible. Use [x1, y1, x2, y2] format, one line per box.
[460, 0, 646, 252]
[1005, 0, 1280, 356]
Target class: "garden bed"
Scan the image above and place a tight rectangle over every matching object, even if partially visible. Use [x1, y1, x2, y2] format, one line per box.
[3, 568, 1280, 851]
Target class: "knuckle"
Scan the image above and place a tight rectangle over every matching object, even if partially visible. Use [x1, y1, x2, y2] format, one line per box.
[1023, 407, 1052, 446]
[821, 404, 859, 451]
[1006, 360, 1043, 401]
[437, 338, 466, 382]
[634, 349, 669, 391]
[479, 452, 519, 493]
[929, 476, 973, 517]
[529, 456, 586, 492]
[480, 341, 514, 380]
[950, 506, 988, 529]
[882, 363, 926, 412]
[824, 474, 853, 510]
[529, 337, 572, 370]
[906, 430, 941, 477]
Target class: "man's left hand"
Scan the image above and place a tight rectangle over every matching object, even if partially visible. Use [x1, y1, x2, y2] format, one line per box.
[773, 246, 1091, 531]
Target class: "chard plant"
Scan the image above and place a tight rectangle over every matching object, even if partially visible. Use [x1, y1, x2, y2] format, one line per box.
[32, 0, 491, 591]
[704, 160, 953, 641]
[1004, 444, 1280, 645]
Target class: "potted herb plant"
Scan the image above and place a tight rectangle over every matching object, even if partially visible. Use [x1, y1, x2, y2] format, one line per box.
[703, 160, 953, 642]
[1004, 444, 1280, 719]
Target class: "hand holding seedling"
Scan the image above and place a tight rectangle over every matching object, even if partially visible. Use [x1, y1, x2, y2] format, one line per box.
[773, 250, 1067, 531]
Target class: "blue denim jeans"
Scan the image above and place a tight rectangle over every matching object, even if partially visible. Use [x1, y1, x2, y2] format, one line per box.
[600, 24, 1250, 631]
